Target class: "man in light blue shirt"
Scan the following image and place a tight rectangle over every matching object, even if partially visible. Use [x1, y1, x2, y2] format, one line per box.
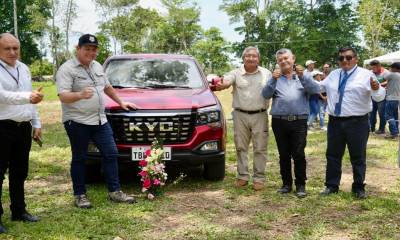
[262, 48, 320, 198]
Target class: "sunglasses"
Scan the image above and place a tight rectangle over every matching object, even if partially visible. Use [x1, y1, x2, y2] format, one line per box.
[338, 55, 354, 62]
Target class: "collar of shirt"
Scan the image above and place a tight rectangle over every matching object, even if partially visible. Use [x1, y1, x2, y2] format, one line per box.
[0, 59, 21, 70]
[72, 57, 94, 69]
[343, 65, 358, 75]
[239, 65, 260, 75]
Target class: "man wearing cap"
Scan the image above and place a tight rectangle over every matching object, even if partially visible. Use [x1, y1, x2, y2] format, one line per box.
[369, 60, 390, 134]
[320, 47, 384, 199]
[56, 34, 137, 208]
[383, 62, 400, 139]
[262, 48, 320, 198]
[0, 33, 42, 233]
[304, 60, 316, 76]
[215, 46, 271, 191]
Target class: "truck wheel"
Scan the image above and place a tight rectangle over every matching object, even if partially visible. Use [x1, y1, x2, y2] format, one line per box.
[203, 158, 225, 181]
[85, 164, 103, 183]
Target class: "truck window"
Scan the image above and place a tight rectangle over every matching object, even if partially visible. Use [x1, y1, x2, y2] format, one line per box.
[105, 59, 204, 89]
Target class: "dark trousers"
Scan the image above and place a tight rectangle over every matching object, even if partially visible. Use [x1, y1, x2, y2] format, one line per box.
[0, 120, 32, 217]
[325, 115, 369, 191]
[64, 121, 121, 195]
[385, 100, 399, 136]
[369, 99, 386, 132]
[272, 118, 308, 186]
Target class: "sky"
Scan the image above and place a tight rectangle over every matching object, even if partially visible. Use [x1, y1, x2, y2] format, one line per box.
[71, 0, 243, 48]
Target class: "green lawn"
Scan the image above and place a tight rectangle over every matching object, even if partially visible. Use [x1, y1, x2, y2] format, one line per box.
[1, 84, 400, 239]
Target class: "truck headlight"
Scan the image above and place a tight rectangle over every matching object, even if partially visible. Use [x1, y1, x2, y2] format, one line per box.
[196, 105, 221, 128]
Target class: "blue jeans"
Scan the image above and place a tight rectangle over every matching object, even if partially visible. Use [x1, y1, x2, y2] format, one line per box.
[64, 121, 121, 195]
[369, 99, 386, 132]
[318, 100, 327, 127]
[385, 100, 399, 136]
[307, 97, 320, 127]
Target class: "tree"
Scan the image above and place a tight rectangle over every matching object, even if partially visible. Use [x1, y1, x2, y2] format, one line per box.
[96, 33, 112, 64]
[0, 0, 51, 64]
[93, 0, 139, 53]
[220, 0, 361, 68]
[358, 0, 400, 57]
[190, 27, 231, 75]
[157, 0, 202, 53]
[62, 0, 77, 53]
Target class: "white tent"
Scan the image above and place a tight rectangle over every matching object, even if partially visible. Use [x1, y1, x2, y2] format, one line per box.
[364, 51, 400, 65]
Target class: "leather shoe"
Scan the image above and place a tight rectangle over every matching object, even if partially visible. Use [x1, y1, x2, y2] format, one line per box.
[12, 212, 40, 222]
[354, 190, 367, 199]
[277, 185, 292, 194]
[320, 187, 338, 196]
[0, 220, 6, 234]
[253, 182, 264, 191]
[295, 185, 307, 198]
[235, 179, 248, 187]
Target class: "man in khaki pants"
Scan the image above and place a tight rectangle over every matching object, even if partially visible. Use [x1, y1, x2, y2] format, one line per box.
[215, 46, 271, 190]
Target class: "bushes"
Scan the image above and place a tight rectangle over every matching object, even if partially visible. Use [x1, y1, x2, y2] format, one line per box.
[30, 59, 53, 79]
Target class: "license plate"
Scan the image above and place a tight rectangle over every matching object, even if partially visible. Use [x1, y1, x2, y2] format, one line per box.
[131, 146, 171, 161]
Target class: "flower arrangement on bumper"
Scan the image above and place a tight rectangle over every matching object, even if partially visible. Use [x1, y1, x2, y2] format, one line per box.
[138, 138, 167, 199]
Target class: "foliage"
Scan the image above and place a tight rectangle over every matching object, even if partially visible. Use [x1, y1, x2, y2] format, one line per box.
[95, 33, 112, 64]
[190, 27, 231, 75]
[138, 139, 168, 199]
[30, 59, 53, 77]
[0, 0, 51, 64]
[358, 0, 400, 57]
[220, 0, 362, 68]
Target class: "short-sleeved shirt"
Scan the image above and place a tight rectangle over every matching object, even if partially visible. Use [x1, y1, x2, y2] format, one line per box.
[373, 68, 390, 83]
[224, 66, 271, 111]
[56, 58, 111, 125]
[386, 72, 400, 101]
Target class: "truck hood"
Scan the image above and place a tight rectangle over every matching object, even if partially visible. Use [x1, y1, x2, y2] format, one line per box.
[105, 88, 218, 110]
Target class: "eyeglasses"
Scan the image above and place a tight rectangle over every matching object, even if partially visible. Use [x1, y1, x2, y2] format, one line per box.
[338, 55, 354, 62]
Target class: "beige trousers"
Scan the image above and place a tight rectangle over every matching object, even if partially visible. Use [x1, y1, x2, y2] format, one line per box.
[233, 110, 269, 183]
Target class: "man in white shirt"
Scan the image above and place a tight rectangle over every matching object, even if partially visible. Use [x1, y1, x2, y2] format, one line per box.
[0, 33, 43, 233]
[215, 46, 271, 191]
[319, 47, 383, 199]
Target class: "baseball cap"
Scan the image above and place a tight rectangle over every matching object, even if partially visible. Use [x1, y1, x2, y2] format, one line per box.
[390, 62, 400, 70]
[78, 34, 98, 47]
[305, 60, 316, 66]
[312, 70, 323, 77]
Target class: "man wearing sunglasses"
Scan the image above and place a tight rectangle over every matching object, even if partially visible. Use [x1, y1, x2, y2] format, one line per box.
[319, 47, 384, 199]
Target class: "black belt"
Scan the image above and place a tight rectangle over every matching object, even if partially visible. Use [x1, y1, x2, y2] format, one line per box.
[329, 114, 368, 121]
[235, 109, 266, 114]
[272, 115, 308, 121]
[0, 119, 30, 127]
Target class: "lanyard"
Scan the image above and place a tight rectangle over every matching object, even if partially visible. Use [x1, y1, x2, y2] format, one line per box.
[338, 66, 357, 91]
[0, 63, 19, 85]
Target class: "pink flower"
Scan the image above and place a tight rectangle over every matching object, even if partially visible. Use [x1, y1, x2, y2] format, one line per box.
[138, 170, 148, 177]
[145, 149, 151, 157]
[153, 179, 161, 186]
[139, 160, 147, 167]
[143, 178, 151, 189]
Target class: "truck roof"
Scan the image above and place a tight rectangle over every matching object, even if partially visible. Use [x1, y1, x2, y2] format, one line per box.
[107, 54, 195, 61]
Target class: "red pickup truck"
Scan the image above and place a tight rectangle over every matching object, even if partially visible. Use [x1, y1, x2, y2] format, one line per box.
[86, 54, 226, 180]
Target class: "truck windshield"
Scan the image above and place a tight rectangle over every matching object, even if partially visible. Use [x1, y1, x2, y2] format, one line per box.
[105, 59, 204, 89]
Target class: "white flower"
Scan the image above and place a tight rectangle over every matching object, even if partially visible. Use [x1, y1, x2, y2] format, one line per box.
[142, 187, 148, 192]
[147, 193, 155, 200]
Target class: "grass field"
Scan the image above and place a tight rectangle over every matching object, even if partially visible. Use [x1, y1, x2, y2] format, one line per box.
[1, 83, 400, 239]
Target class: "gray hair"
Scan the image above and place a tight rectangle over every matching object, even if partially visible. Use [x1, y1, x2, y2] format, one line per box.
[275, 48, 293, 58]
[241, 46, 260, 60]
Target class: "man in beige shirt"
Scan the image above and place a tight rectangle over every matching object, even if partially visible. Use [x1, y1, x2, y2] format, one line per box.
[216, 46, 271, 190]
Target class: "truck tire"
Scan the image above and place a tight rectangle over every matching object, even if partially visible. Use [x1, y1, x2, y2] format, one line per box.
[203, 158, 225, 181]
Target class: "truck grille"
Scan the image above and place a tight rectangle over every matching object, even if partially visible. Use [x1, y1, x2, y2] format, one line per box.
[107, 110, 195, 144]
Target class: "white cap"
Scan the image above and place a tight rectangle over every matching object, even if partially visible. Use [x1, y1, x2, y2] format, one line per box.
[312, 70, 323, 77]
[305, 60, 316, 66]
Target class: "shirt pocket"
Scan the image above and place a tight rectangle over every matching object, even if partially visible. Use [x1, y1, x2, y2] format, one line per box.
[235, 78, 249, 89]
[72, 73, 93, 91]
[94, 71, 107, 87]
